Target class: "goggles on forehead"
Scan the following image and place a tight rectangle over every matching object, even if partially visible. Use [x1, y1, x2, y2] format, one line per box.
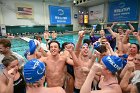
[69, 42, 75, 46]
[80, 43, 89, 48]
[83, 43, 89, 47]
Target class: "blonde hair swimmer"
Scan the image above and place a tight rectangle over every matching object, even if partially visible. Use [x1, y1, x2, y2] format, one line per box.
[23, 59, 66, 93]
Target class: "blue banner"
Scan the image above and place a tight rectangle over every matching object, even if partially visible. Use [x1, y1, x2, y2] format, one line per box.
[49, 5, 71, 24]
[108, 0, 138, 22]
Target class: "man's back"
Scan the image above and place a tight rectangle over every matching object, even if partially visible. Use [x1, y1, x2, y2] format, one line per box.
[26, 87, 65, 93]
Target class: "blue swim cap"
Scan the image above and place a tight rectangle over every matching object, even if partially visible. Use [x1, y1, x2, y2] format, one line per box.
[102, 56, 123, 73]
[29, 40, 36, 55]
[121, 54, 128, 59]
[119, 54, 128, 67]
[23, 59, 45, 83]
[94, 42, 100, 49]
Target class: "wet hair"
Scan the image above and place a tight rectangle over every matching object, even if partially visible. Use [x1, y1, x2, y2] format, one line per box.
[83, 39, 91, 46]
[2, 55, 18, 67]
[34, 35, 42, 40]
[131, 43, 139, 53]
[96, 45, 107, 53]
[48, 40, 61, 50]
[61, 42, 69, 51]
[0, 38, 11, 48]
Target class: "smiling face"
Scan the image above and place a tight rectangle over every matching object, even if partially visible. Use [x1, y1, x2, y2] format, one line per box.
[81, 43, 89, 56]
[49, 42, 60, 56]
[134, 54, 140, 70]
[0, 39, 11, 55]
[0, 44, 8, 54]
[117, 27, 124, 35]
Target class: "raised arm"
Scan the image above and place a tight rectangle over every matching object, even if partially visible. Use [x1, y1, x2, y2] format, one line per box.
[111, 22, 118, 29]
[122, 29, 131, 44]
[107, 27, 117, 38]
[67, 44, 80, 67]
[119, 61, 134, 79]
[120, 62, 135, 92]
[127, 22, 135, 32]
[0, 69, 15, 93]
[116, 34, 123, 55]
[133, 32, 140, 44]
[75, 30, 85, 57]
[80, 63, 102, 93]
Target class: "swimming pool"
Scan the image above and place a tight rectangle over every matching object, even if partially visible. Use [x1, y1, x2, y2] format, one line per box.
[11, 38, 29, 56]
[11, 33, 138, 58]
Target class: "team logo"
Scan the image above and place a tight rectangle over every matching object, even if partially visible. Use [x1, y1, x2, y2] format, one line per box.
[118, 2, 125, 8]
[58, 9, 64, 16]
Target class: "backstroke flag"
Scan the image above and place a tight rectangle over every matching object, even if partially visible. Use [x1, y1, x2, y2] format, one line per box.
[16, 3, 34, 19]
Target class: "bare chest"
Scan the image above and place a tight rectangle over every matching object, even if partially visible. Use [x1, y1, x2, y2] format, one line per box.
[79, 58, 93, 68]
[46, 58, 66, 72]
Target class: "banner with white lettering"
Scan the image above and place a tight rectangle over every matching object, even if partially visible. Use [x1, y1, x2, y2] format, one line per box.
[49, 5, 71, 24]
[108, 0, 138, 22]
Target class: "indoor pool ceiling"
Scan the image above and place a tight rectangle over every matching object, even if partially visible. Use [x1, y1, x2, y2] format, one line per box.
[41, 0, 118, 7]
[74, 0, 118, 7]
[0, 0, 118, 7]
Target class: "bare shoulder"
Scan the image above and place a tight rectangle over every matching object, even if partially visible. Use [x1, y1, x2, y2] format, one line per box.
[55, 87, 65, 93]
[39, 57, 47, 62]
[46, 87, 65, 93]
[0, 78, 7, 93]
[91, 89, 122, 93]
[60, 54, 67, 59]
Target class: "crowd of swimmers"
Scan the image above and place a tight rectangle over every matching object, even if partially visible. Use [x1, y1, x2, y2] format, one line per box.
[0, 22, 140, 93]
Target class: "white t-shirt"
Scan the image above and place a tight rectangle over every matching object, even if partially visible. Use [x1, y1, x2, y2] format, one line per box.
[131, 70, 140, 85]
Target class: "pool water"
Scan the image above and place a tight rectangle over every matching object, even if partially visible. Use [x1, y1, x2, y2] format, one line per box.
[11, 39, 29, 56]
[42, 34, 90, 45]
[11, 33, 138, 58]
